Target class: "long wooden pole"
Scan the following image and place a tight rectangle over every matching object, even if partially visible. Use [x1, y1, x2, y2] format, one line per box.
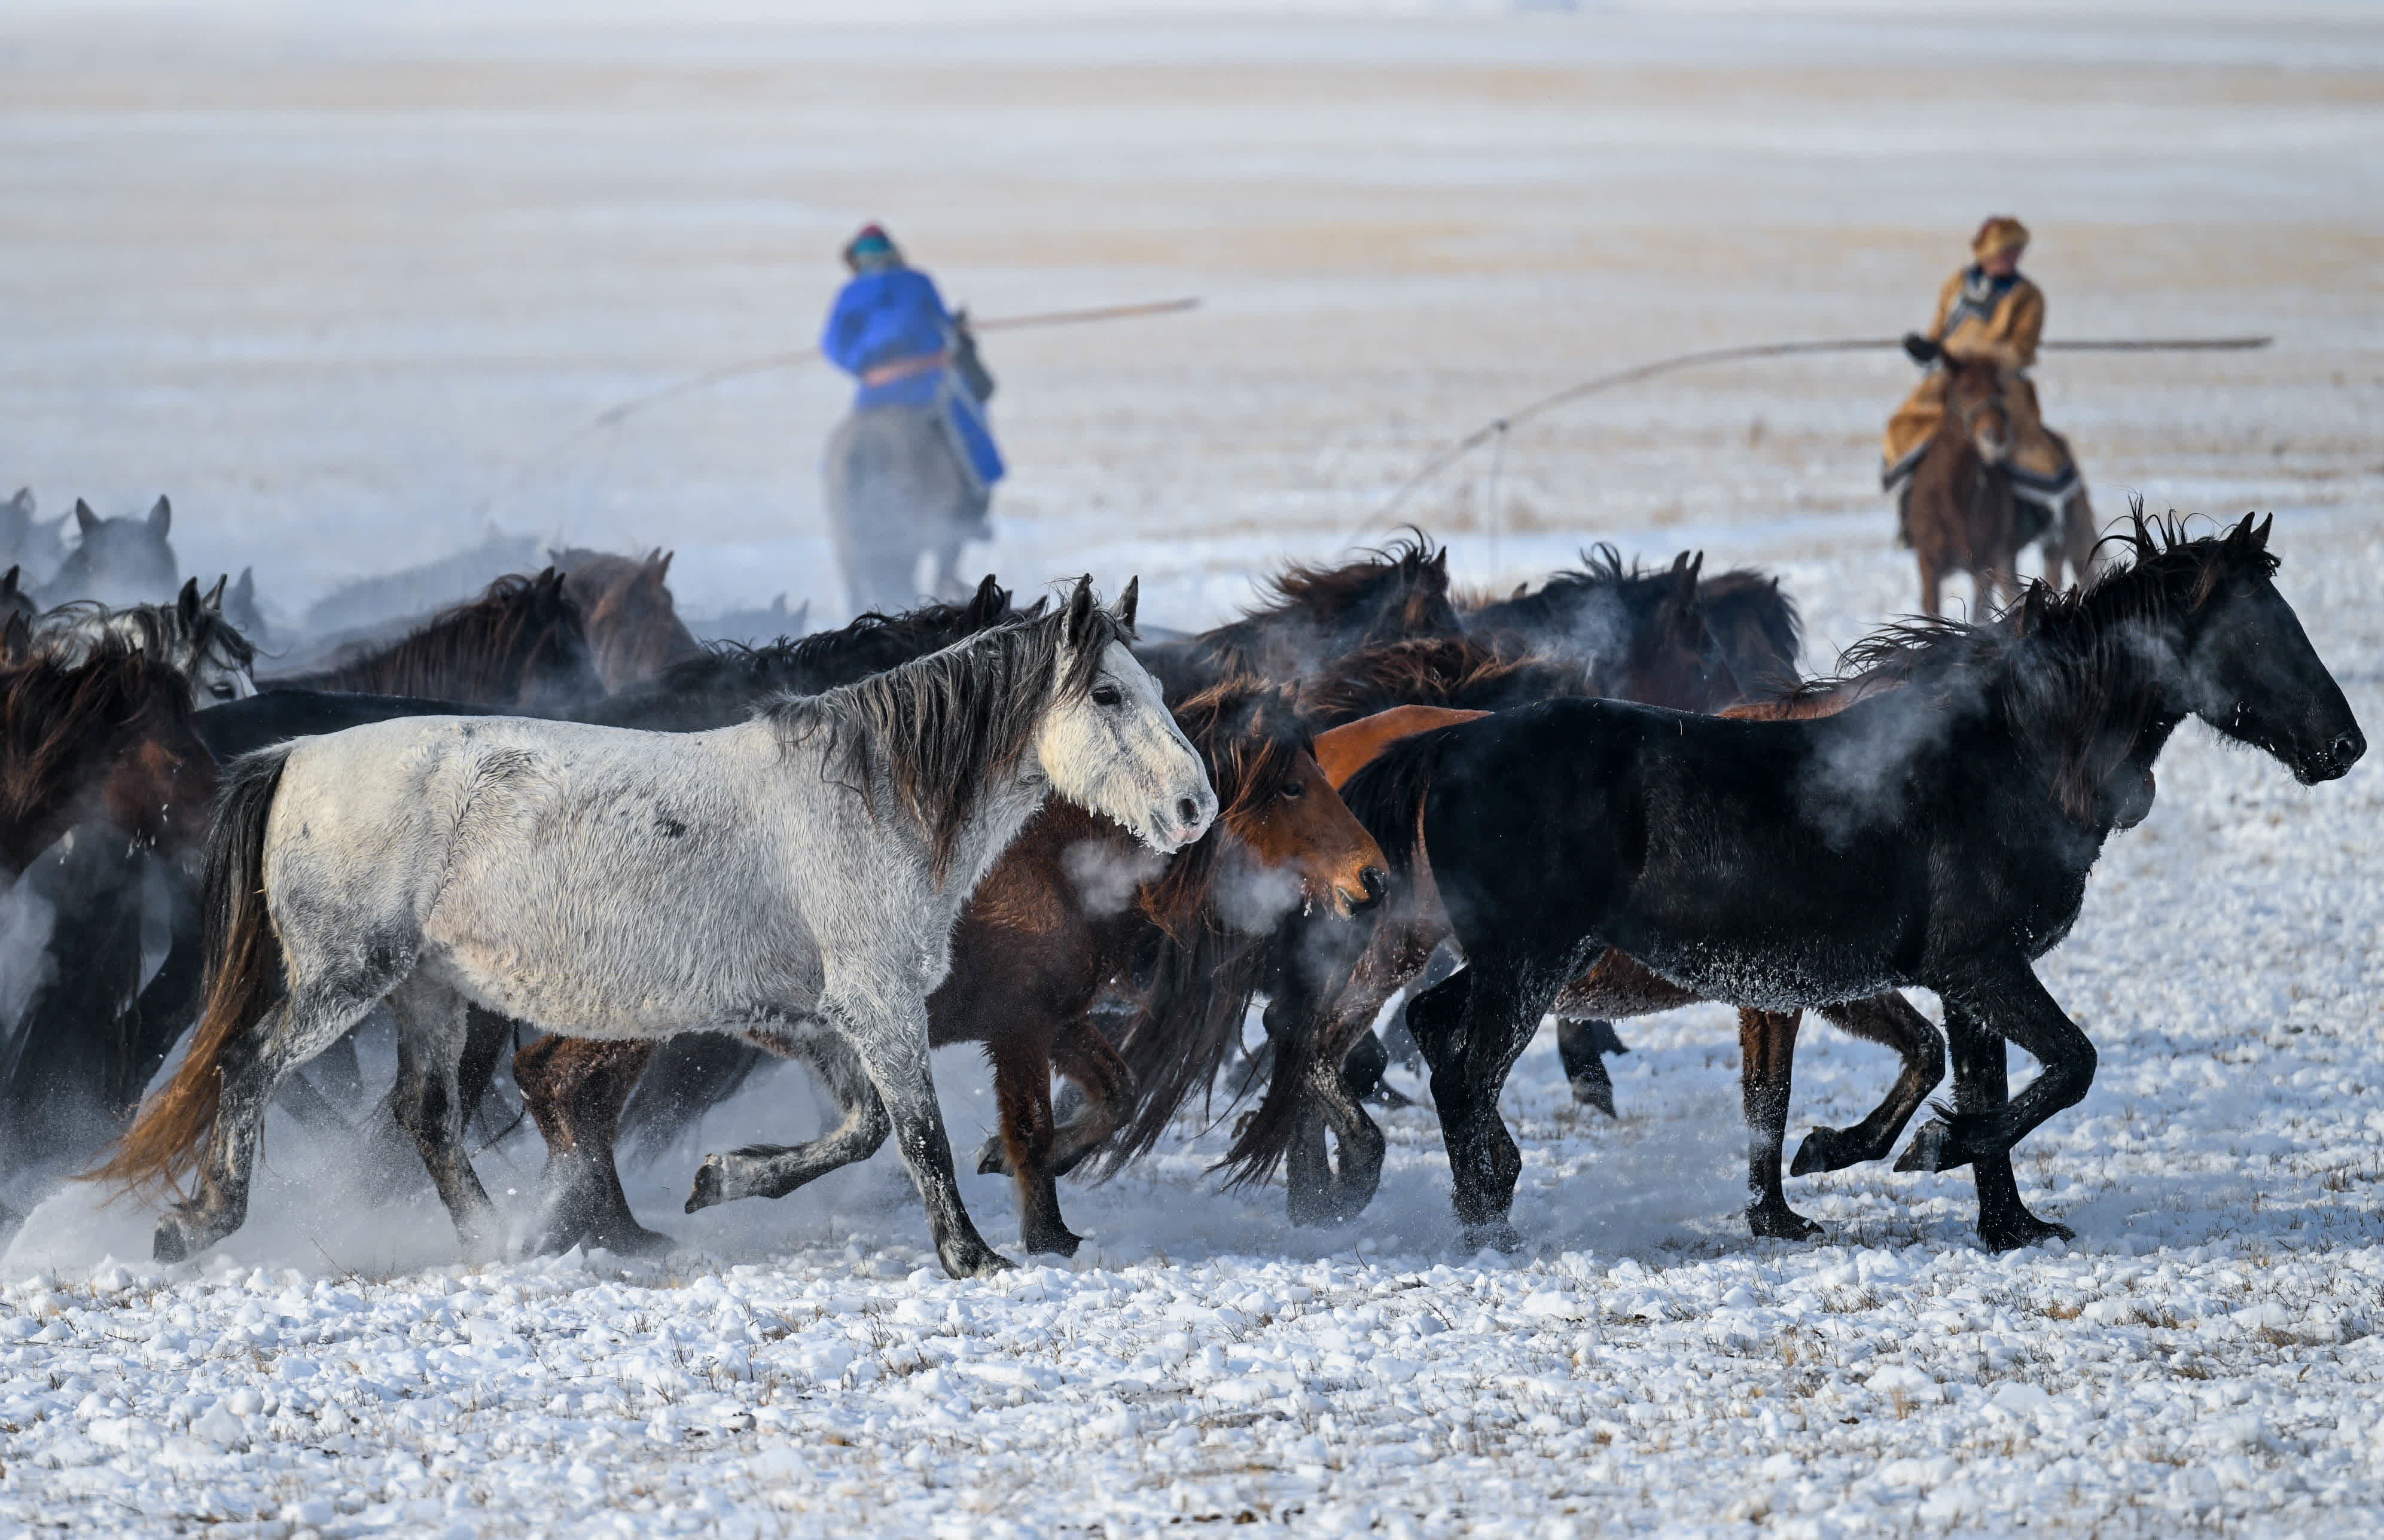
[473, 296, 1200, 517]
[1368, 334, 2272, 527]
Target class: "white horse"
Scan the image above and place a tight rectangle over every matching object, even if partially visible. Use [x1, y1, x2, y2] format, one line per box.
[98, 579, 1214, 1277]
[33, 577, 258, 706]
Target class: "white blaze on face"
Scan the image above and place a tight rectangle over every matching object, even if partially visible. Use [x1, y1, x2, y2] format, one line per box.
[1037, 638, 1217, 853]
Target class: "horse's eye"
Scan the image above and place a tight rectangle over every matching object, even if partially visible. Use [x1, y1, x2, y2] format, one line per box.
[1279, 780, 1306, 801]
[1092, 683, 1123, 708]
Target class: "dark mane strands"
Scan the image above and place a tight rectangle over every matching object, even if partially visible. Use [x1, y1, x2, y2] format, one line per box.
[0, 638, 203, 870]
[766, 596, 1128, 886]
[1806, 507, 2279, 821]
[265, 570, 587, 705]
[35, 597, 258, 677]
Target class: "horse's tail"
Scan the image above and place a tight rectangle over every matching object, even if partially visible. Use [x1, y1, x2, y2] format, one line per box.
[1214, 725, 1459, 1187]
[84, 743, 292, 1195]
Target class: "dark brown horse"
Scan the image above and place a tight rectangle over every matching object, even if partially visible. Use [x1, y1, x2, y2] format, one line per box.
[550, 548, 705, 691]
[0, 638, 219, 1221]
[261, 568, 604, 712]
[515, 679, 1387, 1257]
[1902, 356, 2099, 616]
[1137, 535, 1461, 700]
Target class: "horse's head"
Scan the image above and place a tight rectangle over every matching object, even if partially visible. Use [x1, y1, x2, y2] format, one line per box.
[1166, 683, 1386, 926]
[1037, 577, 1217, 853]
[1694, 569, 1803, 708]
[176, 575, 258, 704]
[1944, 355, 2013, 466]
[1612, 550, 1730, 711]
[571, 550, 702, 690]
[511, 568, 608, 713]
[2163, 512, 2364, 784]
[1, 641, 217, 871]
[1390, 538, 1461, 645]
[54, 496, 181, 606]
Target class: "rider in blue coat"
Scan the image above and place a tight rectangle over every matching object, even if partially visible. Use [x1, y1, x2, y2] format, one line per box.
[820, 224, 1005, 496]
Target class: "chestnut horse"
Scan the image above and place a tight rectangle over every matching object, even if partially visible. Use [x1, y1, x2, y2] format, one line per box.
[1904, 353, 2098, 616]
[514, 679, 1386, 1257]
[550, 547, 705, 691]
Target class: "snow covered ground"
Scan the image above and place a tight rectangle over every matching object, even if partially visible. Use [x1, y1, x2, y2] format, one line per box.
[5, 2, 2384, 1534]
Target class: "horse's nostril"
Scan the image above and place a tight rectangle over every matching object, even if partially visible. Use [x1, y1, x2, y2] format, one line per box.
[1177, 795, 1201, 828]
[1360, 867, 1387, 902]
[2334, 730, 2367, 767]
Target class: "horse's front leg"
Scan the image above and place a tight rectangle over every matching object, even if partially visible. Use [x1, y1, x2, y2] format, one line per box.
[824, 986, 1010, 1278]
[388, 975, 502, 1259]
[1896, 970, 2092, 1251]
[1739, 1010, 1819, 1240]
[1792, 993, 1946, 1175]
[1411, 955, 1559, 1252]
[687, 1030, 888, 1209]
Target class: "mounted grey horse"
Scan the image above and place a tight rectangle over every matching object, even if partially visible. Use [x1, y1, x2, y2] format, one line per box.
[33, 577, 258, 706]
[96, 579, 1215, 1278]
[824, 405, 989, 615]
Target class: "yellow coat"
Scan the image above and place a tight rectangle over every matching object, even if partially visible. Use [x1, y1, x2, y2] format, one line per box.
[1883, 267, 2076, 501]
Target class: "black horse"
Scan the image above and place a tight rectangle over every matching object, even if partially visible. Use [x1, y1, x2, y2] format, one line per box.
[1339, 512, 2362, 1251]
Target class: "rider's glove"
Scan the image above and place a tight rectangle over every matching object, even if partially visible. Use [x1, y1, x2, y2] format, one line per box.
[1902, 332, 1941, 365]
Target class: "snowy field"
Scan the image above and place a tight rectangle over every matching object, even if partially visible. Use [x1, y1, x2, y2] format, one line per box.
[5, 1, 2384, 1535]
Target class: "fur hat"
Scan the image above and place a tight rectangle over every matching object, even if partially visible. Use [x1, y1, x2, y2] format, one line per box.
[842, 222, 903, 273]
[1972, 215, 2030, 260]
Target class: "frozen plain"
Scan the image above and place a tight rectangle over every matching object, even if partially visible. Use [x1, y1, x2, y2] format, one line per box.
[5, 2, 2384, 1535]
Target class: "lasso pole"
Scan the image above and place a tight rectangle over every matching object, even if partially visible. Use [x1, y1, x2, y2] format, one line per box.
[1364, 333, 2272, 532]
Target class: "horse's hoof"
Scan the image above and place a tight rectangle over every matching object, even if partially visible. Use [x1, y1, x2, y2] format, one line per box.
[1791, 1127, 1861, 1176]
[1746, 1203, 1823, 1242]
[153, 1215, 196, 1265]
[590, 1221, 675, 1258]
[1022, 1225, 1082, 1258]
[973, 1136, 1012, 1178]
[1461, 1219, 1525, 1255]
[685, 1157, 726, 1213]
[1979, 1212, 2074, 1254]
[1568, 1072, 1617, 1118]
[943, 1245, 1015, 1279]
[1893, 1120, 1955, 1174]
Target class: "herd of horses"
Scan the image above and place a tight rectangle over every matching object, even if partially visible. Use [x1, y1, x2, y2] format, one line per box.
[0, 484, 2364, 1276]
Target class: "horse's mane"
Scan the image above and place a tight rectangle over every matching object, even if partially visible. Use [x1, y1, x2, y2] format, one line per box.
[1295, 635, 1593, 728]
[586, 577, 1023, 731]
[1809, 508, 2278, 819]
[1104, 679, 1317, 1170]
[1252, 532, 1444, 624]
[0, 636, 199, 865]
[34, 596, 258, 678]
[766, 590, 1127, 886]
[266, 569, 590, 705]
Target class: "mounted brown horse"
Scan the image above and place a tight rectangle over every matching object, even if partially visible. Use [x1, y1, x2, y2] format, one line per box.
[1136, 535, 1461, 700]
[549, 547, 705, 691]
[514, 678, 1386, 1257]
[261, 568, 605, 712]
[1, 637, 218, 1225]
[1904, 353, 2098, 615]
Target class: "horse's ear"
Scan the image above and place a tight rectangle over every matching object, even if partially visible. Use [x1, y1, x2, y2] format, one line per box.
[233, 566, 255, 605]
[5, 488, 29, 516]
[75, 499, 100, 536]
[202, 573, 228, 611]
[1110, 575, 1141, 635]
[2250, 512, 2273, 551]
[1, 610, 29, 663]
[654, 550, 673, 579]
[969, 573, 1003, 622]
[1, 565, 17, 598]
[1062, 576, 1096, 647]
[148, 496, 171, 536]
[177, 575, 202, 623]
[1429, 546, 1450, 579]
[1670, 551, 1703, 605]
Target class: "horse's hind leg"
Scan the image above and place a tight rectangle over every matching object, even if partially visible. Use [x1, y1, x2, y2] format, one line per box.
[156, 974, 400, 1263]
[687, 1032, 889, 1210]
[1896, 992, 2084, 1251]
[984, 1031, 1078, 1257]
[1555, 1017, 1623, 1117]
[387, 975, 501, 1258]
[516, 1035, 669, 1258]
[1046, 1014, 1135, 1178]
[1412, 957, 1556, 1252]
[1739, 1010, 1820, 1241]
[1791, 993, 1946, 1176]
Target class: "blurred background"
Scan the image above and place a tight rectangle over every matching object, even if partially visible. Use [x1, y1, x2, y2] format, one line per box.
[5, 0, 2379, 635]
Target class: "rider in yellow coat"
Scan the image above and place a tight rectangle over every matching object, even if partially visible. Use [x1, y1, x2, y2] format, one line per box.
[1883, 216, 2081, 524]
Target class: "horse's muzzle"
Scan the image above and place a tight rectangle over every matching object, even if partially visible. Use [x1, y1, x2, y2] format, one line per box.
[1337, 865, 1388, 916]
[2299, 727, 2367, 783]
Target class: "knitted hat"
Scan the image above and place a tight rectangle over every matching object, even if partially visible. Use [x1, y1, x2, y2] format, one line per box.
[1972, 215, 2030, 260]
[842, 223, 902, 272]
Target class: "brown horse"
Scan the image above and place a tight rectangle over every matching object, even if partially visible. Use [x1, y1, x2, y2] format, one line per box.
[1903, 355, 2099, 615]
[550, 547, 704, 691]
[513, 679, 1387, 1257]
[0, 637, 219, 1218]
[1240, 685, 1945, 1239]
[1136, 535, 1461, 700]
[261, 568, 605, 712]
[0, 634, 214, 874]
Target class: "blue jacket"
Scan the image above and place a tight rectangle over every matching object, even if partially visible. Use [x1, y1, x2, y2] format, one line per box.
[821, 268, 1005, 487]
